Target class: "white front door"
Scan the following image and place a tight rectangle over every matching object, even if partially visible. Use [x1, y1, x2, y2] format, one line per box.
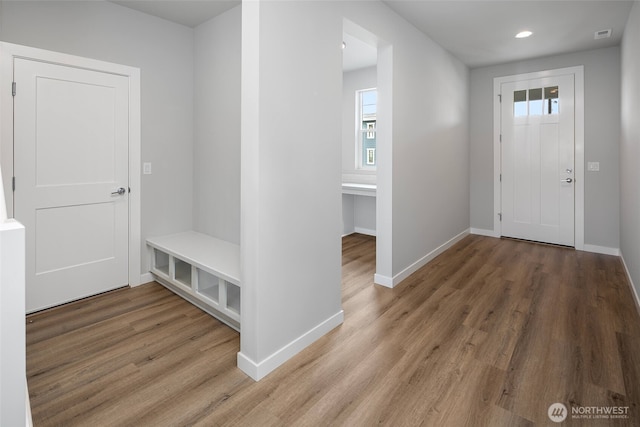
[501, 74, 575, 246]
[13, 58, 130, 312]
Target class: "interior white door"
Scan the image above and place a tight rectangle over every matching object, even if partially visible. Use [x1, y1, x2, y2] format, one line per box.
[14, 58, 130, 312]
[501, 74, 575, 246]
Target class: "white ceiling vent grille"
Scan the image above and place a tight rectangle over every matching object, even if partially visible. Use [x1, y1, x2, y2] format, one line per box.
[594, 29, 612, 39]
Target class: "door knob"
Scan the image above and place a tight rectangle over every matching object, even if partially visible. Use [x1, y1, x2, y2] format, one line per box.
[111, 187, 126, 195]
[561, 178, 573, 183]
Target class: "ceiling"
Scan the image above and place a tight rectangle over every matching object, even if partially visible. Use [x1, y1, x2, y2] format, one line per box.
[111, 0, 636, 69]
[382, 0, 635, 68]
[111, 0, 240, 28]
[342, 33, 378, 72]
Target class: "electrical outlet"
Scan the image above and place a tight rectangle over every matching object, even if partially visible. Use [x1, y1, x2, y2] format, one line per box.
[587, 162, 600, 172]
[143, 162, 152, 175]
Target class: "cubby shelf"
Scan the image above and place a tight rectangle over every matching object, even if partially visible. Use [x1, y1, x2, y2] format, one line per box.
[146, 231, 240, 331]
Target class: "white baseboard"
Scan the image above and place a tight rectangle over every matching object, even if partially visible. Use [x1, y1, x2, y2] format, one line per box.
[374, 273, 393, 288]
[237, 310, 344, 381]
[470, 227, 499, 238]
[138, 272, 154, 286]
[354, 227, 376, 237]
[374, 229, 470, 289]
[582, 244, 620, 256]
[620, 252, 640, 316]
[25, 378, 33, 427]
[467, 231, 620, 256]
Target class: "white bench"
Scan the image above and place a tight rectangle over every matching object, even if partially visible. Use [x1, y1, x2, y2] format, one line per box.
[146, 231, 240, 331]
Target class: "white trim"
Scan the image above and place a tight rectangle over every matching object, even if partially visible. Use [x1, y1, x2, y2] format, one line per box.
[374, 41, 393, 294]
[354, 226, 376, 236]
[237, 310, 344, 381]
[374, 273, 393, 288]
[493, 66, 584, 250]
[25, 379, 33, 427]
[492, 76, 502, 237]
[375, 229, 469, 288]
[574, 68, 585, 251]
[470, 227, 499, 238]
[621, 252, 640, 317]
[582, 244, 620, 256]
[128, 68, 142, 287]
[0, 42, 141, 288]
[0, 45, 15, 217]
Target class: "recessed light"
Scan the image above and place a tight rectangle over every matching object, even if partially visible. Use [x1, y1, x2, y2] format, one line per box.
[515, 31, 533, 39]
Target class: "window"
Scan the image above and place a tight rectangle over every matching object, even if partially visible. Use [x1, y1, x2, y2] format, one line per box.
[513, 86, 559, 117]
[357, 88, 377, 169]
[544, 86, 559, 114]
[514, 90, 527, 116]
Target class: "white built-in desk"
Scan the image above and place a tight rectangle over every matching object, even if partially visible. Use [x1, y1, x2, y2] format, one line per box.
[341, 183, 377, 236]
[146, 231, 240, 331]
[342, 182, 376, 197]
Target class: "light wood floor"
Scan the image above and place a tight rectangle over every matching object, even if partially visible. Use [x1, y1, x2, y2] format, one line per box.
[27, 234, 640, 426]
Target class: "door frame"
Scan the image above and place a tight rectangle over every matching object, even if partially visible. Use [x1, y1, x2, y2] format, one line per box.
[0, 42, 142, 288]
[493, 66, 584, 250]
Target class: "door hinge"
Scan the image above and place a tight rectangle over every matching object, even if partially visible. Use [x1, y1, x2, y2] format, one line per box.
[12, 82, 16, 97]
[12, 176, 15, 192]
[498, 94, 502, 103]
[500, 134, 502, 143]
[499, 173, 502, 182]
[498, 212, 502, 221]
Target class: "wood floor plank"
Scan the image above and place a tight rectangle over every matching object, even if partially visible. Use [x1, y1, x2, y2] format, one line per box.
[26, 234, 640, 426]
[616, 332, 640, 424]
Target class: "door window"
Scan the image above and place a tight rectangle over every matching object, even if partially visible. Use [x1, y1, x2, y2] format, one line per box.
[514, 86, 559, 117]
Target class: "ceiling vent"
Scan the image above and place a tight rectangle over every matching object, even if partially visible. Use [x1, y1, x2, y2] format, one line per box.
[594, 29, 612, 40]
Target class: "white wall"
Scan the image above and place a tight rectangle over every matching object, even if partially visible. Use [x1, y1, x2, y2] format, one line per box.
[240, 0, 469, 379]
[2, 0, 470, 383]
[620, 1, 640, 298]
[342, 194, 355, 235]
[240, 0, 344, 379]
[341, 2, 470, 282]
[342, 66, 377, 184]
[0, 1, 195, 275]
[0, 220, 26, 426]
[354, 195, 376, 235]
[470, 47, 621, 250]
[193, 6, 241, 244]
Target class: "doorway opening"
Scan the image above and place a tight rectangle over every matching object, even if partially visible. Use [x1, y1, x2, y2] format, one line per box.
[341, 19, 393, 288]
[341, 29, 377, 239]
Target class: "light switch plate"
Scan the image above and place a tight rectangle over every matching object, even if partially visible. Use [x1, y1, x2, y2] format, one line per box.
[143, 162, 152, 175]
[587, 162, 600, 172]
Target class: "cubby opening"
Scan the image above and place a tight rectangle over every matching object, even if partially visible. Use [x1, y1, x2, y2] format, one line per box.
[197, 269, 219, 303]
[227, 283, 240, 315]
[154, 250, 170, 277]
[174, 258, 192, 288]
